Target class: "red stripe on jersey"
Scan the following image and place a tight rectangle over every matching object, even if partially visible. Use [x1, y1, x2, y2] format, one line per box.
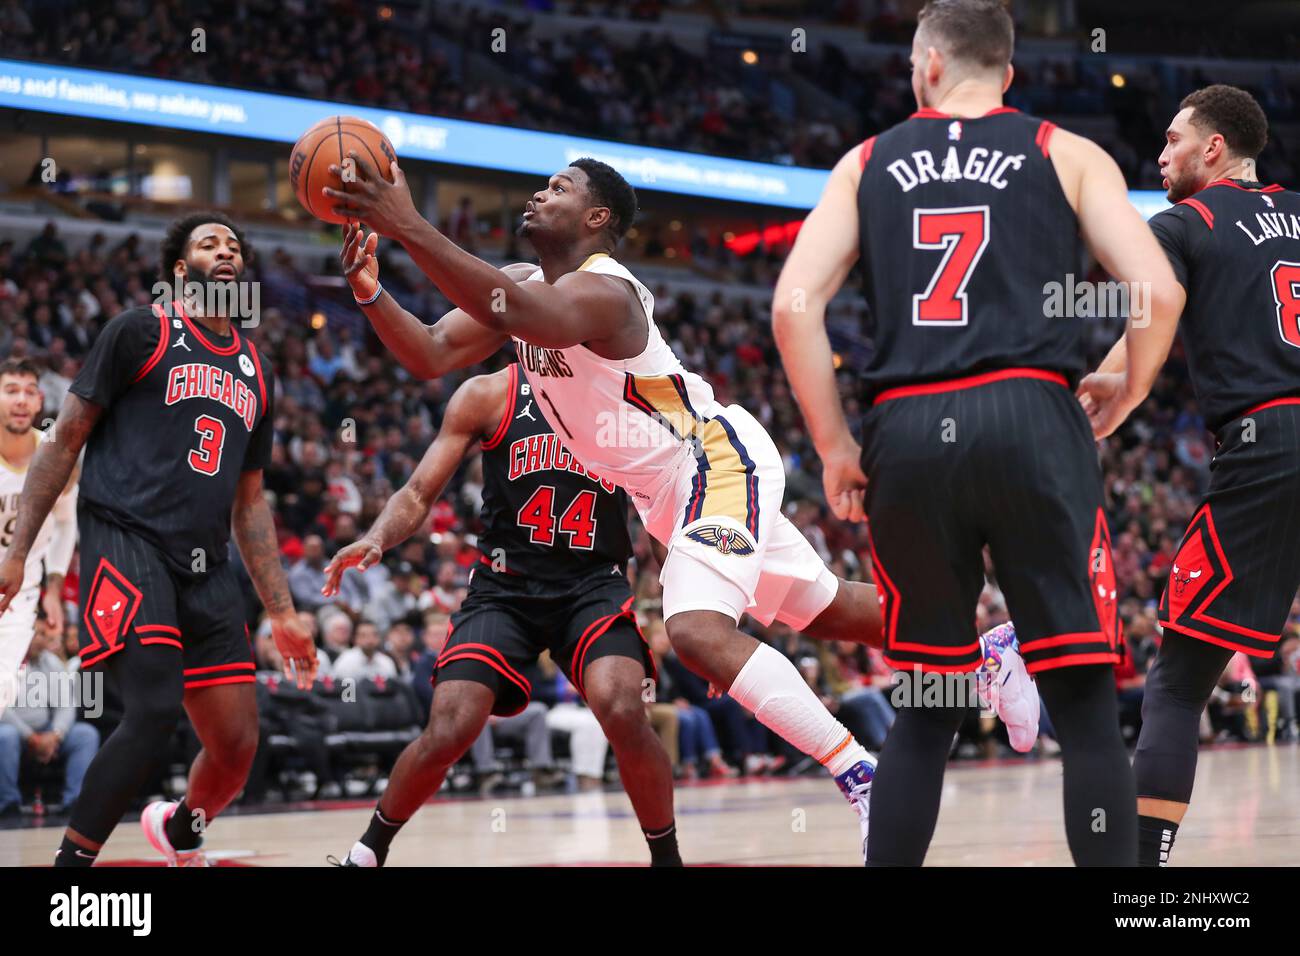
[135, 305, 172, 383]
[858, 136, 876, 171]
[1207, 179, 1284, 193]
[983, 106, 1019, 116]
[1243, 396, 1300, 416]
[174, 299, 242, 356]
[873, 367, 1067, 404]
[1035, 121, 1057, 157]
[1178, 197, 1214, 230]
[910, 108, 947, 119]
[246, 340, 268, 414]
[481, 364, 519, 451]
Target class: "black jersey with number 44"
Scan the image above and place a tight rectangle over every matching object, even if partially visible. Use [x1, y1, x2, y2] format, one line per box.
[477, 364, 633, 582]
[855, 108, 1083, 396]
[69, 301, 275, 576]
[1149, 179, 1300, 430]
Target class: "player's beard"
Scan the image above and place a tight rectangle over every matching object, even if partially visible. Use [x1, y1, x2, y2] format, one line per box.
[0, 414, 32, 437]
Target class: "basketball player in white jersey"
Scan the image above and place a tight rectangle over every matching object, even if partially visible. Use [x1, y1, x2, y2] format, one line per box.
[0, 359, 78, 715]
[324, 156, 1038, 859]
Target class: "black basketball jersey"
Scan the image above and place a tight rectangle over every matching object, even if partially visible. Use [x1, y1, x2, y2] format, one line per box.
[477, 364, 633, 581]
[69, 300, 275, 576]
[1150, 179, 1300, 430]
[855, 108, 1083, 396]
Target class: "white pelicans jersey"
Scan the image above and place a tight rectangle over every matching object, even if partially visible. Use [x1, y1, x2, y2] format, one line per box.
[0, 427, 76, 589]
[515, 253, 724, 502]
[513, 253, 838, 632]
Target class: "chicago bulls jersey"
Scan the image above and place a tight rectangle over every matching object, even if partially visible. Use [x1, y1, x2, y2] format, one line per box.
[855, 108, 1083, 396]
[476, 363, 632, 582]
[1149, 179, 1300, 429]
[69, 301, 274, 576]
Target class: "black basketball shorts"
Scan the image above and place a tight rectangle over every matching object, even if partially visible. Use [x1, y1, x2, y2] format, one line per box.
[77, 507, 254, 689]
[1159, 397, 1300, 658]
[434, 564, 656, 717]
[861, 369, 1121, 675]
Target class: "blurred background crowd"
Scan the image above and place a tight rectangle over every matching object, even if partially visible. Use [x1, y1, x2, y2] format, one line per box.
[2, 0, 1299, 812]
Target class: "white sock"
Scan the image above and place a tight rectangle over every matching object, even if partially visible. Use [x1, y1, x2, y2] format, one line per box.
[727, 643, 871, 777]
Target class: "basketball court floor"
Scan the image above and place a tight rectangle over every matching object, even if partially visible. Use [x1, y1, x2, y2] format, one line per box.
[0, 746, 1294, 866]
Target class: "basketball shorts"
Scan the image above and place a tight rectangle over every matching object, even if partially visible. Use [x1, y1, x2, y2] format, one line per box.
[641, 401, 839, 631]
[77, 508, 254, 689]
[861, 369, 1121, 674]
[1158, 397, 1300, 658]
[434, 564, 656, 717]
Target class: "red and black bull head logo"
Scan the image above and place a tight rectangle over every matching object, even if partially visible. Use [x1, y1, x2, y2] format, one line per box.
[1089, 510, 1121, 648]
[685, 524, 756, 556]
[1159, 504, 1231, 627]
[1171, 563, 1204, 597]
[82, 558, 143, 657]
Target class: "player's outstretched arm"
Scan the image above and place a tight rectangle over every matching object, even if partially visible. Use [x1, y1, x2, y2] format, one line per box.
[327, 154, 624, 349]
[340, 224, 516, 378]
[1051, 129, 1187, 437]
[0, 394, 100, 615]
[232, 469, 318, 688]
[321, 372, 503, 596]
[773, 146, 867, 522]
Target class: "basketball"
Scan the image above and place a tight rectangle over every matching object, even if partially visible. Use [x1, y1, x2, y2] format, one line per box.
[290, 116, 397, 224]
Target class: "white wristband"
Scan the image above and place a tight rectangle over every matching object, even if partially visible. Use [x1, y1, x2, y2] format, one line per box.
[354, 283, 383, 306]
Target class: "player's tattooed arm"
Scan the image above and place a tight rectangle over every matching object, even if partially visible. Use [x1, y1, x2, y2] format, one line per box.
[231, 470, 294, 617]
[0, 394, 101, 613]
[233, 470, 318, 688]
[322, 373, 502, 596]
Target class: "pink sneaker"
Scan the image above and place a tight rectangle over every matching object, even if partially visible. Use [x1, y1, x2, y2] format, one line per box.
[140, 800, 209, 867]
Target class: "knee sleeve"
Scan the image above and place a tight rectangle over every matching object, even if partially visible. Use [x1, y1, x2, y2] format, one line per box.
[1134, 635, 1233, 804]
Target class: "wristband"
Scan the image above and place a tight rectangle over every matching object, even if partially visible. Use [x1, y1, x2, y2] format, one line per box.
[354, 283, 383, 306]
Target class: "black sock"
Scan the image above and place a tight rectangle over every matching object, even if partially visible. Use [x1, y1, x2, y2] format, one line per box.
[359, 806, 407, 866]
[643, 822, 682, 867]
[165, 799, 203, 851]
[1138, 815, 1178, 867]
[54, 836, 98, 867]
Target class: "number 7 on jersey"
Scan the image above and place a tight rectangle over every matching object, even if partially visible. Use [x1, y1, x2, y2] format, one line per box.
[912, 206, 990, 326]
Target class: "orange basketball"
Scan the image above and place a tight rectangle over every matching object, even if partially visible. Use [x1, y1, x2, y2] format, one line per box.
[290, 116, 398, 224]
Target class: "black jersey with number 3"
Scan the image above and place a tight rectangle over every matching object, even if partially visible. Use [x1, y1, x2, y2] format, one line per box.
[69, 300, 275, 576]
[477, 364, 632, 582]
[855, 108, 1083, 395]
[1149, 179, 1300, 430]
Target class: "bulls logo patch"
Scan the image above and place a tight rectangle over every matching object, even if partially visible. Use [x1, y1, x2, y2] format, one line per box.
[82, 558, 143, 654]
[1089, 509, 1120, 649]
[1159, 504, 1231, 626]
[685, 524, 756, 556]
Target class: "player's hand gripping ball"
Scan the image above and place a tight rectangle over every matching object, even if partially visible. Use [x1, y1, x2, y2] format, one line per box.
[290, 115, 397, 225]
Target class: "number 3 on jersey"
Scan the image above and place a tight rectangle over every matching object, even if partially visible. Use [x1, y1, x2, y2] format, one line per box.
[189, 415, 226, 476]
[517, 485, 598, 550]
[912, 206, 990, 326]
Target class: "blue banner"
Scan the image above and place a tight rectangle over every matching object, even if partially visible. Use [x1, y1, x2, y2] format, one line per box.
[0, 59, 1174, 215]
[0, 58, 827, 208]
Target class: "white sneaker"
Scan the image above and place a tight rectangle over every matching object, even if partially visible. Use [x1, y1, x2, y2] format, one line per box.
[140, 800, 209, 867]
[979, 623, 1039, 753]
[329, 841, 378, 867]
[833, 758, 875, 865]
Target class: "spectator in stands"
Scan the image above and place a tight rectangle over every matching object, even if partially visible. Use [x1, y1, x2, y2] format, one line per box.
[469, 697, 564, 796]
[535, 655, 609, 790]
[333, 621, 397, 681]
[0, 630, 99, 815]
[383, 623, 418, 680]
